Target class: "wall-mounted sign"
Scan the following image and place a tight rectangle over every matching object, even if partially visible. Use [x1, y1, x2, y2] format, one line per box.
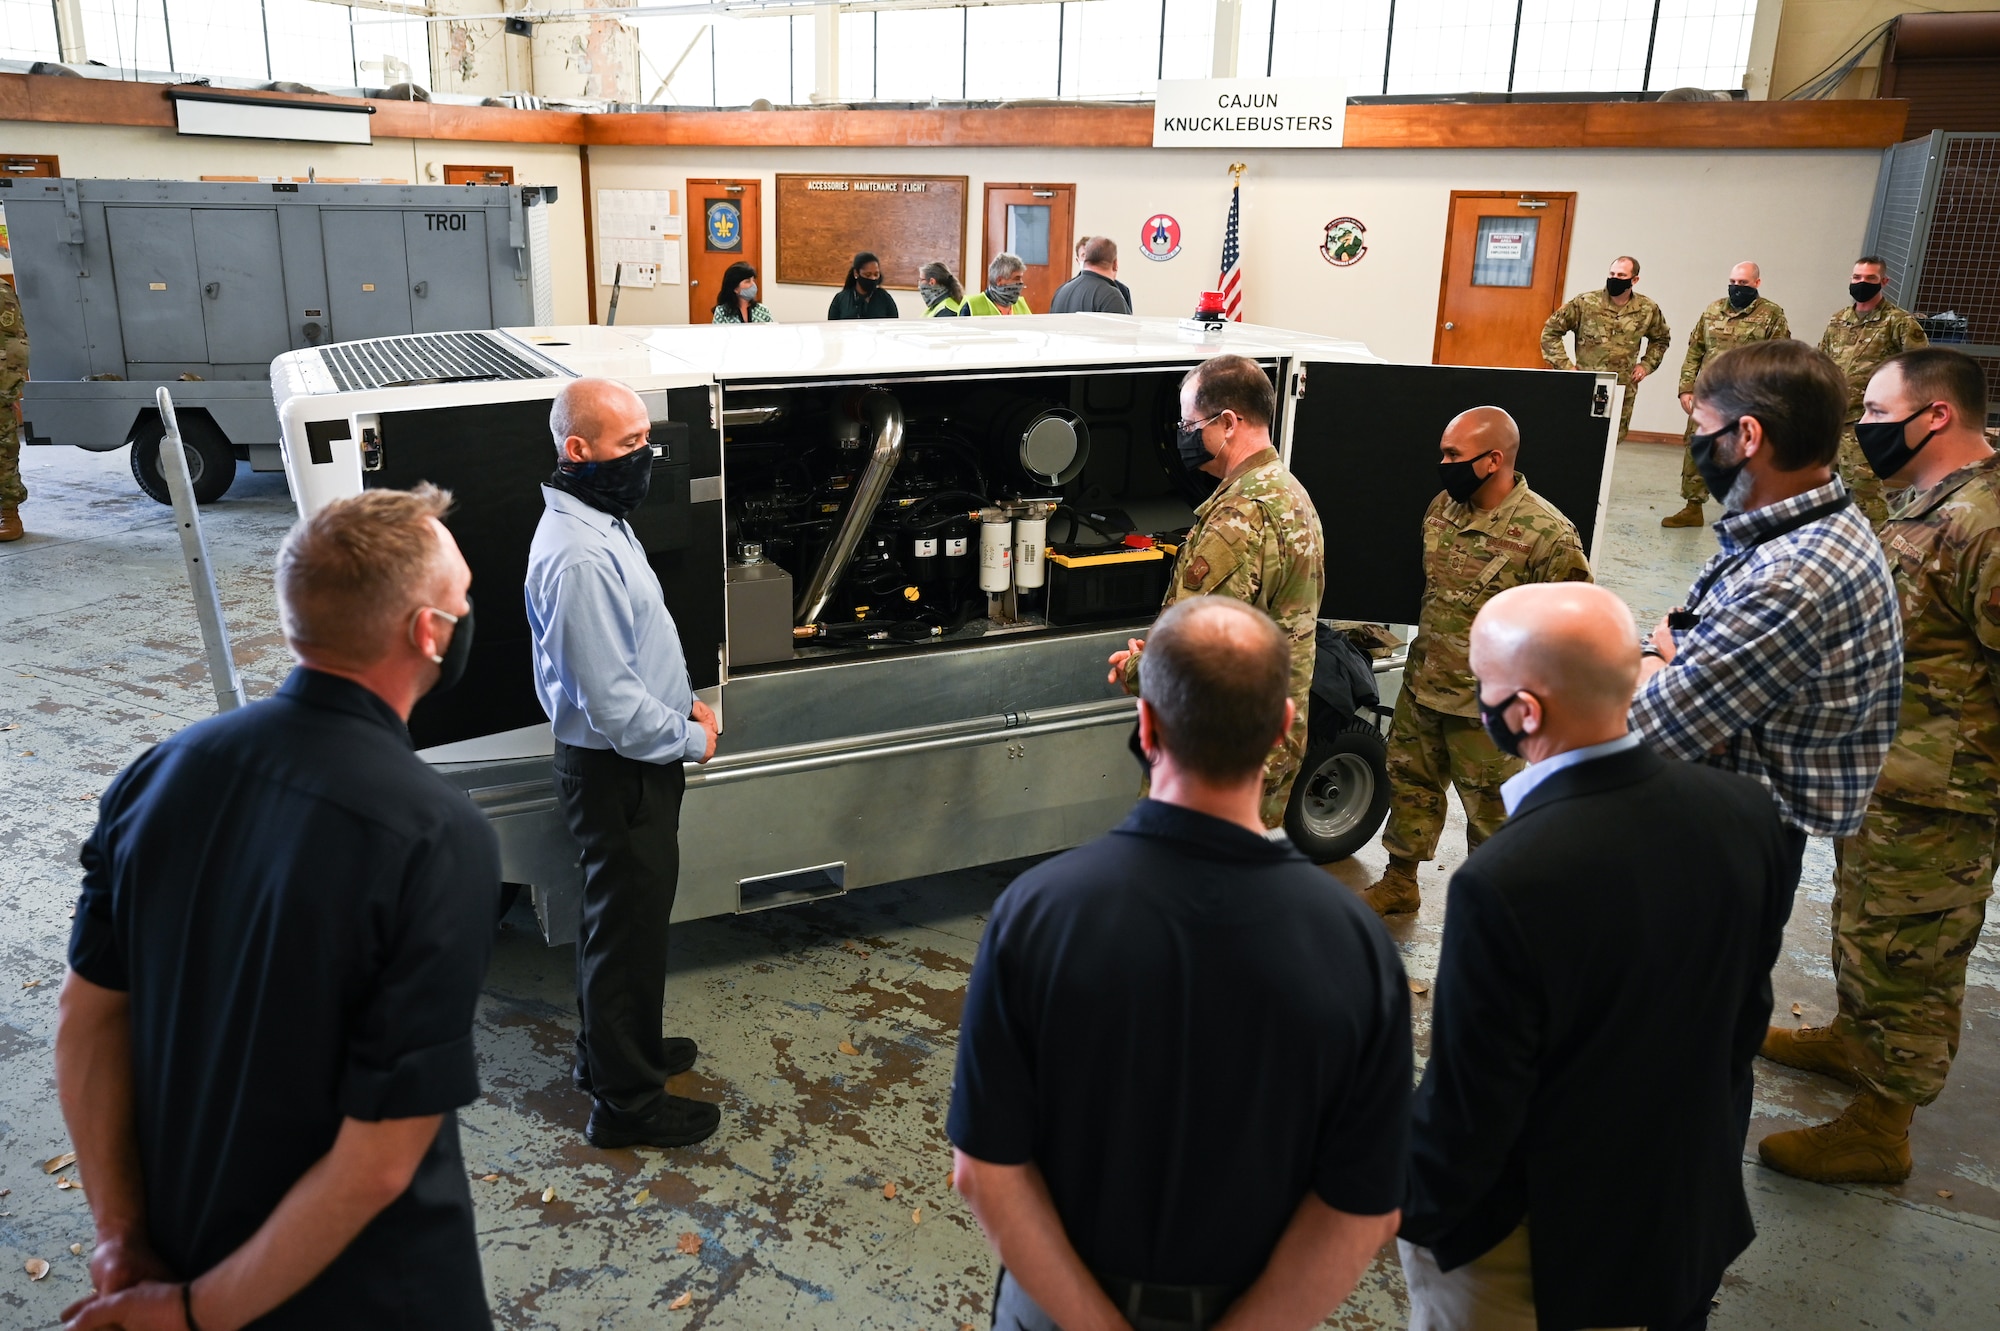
[1140, 214, 1182, 261]
[705, 199, 743, 252]
[774, 173, 968, 289]
[1321, 217, 1367, 267]
[1153, 78, 1347, 149]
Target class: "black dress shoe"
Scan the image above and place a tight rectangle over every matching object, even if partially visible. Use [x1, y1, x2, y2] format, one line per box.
[573, 1037, 698, 1094]
[586, 1094, 721, 1150]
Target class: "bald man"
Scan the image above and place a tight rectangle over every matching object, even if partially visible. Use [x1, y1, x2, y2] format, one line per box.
[1398, 583, 1793, 1331]
[1363, 407, 1591, 917]
[527, 377, 722, 1152]
[1664, 261, 1791, 528]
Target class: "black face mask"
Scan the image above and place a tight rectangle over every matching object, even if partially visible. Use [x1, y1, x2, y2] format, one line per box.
[1176, 416, 1216, 475]
[422, 597, 475, 696]
[1849, 280, 1883, 305]
[1727, 283, 1758, 310]
[1439, 455, 1491, 504]
[1688, 421, 1744, 504]
[1605, 276, 1633, 297]
[1855, 404, 1943, 480]
[855, 275, 880, 294]
[552, 444, 653, 518]
[1477, 686, 1531, 758]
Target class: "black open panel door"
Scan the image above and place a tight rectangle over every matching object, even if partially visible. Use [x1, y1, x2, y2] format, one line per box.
[1286, 363, 1615, 626]
[374, 382, 725, 752]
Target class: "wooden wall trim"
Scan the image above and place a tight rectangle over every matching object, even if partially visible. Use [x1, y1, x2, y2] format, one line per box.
[0, 72, 1910, 152]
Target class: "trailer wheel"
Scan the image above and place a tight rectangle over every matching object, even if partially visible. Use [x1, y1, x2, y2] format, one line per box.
[1284, 715, 1392, 865]
[130, 413, 236, 506]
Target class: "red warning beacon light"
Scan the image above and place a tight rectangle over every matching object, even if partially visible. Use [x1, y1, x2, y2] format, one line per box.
[1192, 290, 1229, 321]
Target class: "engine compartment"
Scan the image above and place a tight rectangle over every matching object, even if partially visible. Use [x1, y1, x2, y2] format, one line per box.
[718, 365, 1239, 668]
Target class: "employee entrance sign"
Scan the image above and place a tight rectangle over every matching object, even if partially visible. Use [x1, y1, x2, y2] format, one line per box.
[1152, 78, 1347, 149]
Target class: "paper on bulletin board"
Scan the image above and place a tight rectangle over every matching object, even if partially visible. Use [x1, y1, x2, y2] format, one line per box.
[597, 188, 681, 286]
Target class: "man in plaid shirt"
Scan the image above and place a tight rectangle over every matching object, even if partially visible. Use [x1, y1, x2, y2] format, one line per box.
[1630, 341, 1902, 882]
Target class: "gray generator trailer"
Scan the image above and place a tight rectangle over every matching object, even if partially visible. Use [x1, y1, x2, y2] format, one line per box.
[5, 176, 555, 503]
[273, 315, 1619, 942]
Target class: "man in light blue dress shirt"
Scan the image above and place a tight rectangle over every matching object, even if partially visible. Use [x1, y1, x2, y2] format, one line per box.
[526, 377, 721, 1151]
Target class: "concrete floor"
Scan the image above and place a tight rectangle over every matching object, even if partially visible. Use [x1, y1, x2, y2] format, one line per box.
[2, 441, 1997, 1328]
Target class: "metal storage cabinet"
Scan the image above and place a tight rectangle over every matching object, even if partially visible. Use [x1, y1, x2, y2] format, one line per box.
[4, 177, 556, 502]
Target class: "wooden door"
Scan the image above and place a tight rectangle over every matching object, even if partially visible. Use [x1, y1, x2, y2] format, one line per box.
[982, 183, 1074, 314]
[1, 154, 59, 178]
[1432, 191, 1576, 368]
[443, 164, 513, 185]
[688, 179, 761, 324]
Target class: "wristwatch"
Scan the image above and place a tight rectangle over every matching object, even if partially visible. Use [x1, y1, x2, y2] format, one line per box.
[1639, 638, 1664, 660]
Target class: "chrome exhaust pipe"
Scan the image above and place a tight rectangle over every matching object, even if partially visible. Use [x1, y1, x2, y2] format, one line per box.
[795, 388, 904, 625]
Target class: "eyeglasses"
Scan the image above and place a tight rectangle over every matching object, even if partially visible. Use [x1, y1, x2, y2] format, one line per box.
[1176, 411, 1224, 434]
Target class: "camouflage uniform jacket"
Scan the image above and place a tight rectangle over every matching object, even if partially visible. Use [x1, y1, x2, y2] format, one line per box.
[1678, 296, 1791, 393]
[1540, 289, 1671, 377]
[1407, 476, 1593, 718]
[1819, 300, 1928, 423]
[1121, 447, 1325, 711]
[1874, 453, 2000, 816]
[0, 277, 25, 397]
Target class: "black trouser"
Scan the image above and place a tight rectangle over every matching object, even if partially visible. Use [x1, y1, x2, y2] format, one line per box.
[553, 739, 684, 1118]
[1781, 823, 1809, 893]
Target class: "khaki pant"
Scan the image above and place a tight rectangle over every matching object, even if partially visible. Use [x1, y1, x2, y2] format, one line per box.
[1400, 1226, 1645, 1331]
[1675, 417, 1710, 505]
[1832, 798, 1995, 1107]
[1380, 693, 1520, 864]
[1834, 425, 1888, 530]
[1614, 370, 1639, 444]
[1, 382, 24, 508]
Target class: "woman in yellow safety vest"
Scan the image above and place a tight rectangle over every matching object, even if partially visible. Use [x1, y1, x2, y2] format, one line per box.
[918, 262, 965, 317]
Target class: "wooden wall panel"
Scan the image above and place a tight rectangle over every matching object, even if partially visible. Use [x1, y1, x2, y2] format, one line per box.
[0, 72, 1911, 152]
[774, 173, 968, 290]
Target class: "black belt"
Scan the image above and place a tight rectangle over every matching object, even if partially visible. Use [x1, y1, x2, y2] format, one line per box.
[1093, 1270, 1243, 1330]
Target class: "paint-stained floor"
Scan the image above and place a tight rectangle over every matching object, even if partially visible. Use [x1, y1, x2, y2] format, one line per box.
[2, 442, 1997, 1328]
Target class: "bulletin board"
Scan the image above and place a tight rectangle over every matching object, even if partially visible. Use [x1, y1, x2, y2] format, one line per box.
[774, 174, 968, 290]
[596, 187, 682, 287]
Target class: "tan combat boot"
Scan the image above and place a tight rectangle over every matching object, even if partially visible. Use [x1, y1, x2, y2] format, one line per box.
[1757, 1089, 1914, 1185]
[1660, 500, 1705, 528]
[0, 505, 21, 542]
[1759, 1024, 1860, 1087]
[1360, 857, 1421, 917]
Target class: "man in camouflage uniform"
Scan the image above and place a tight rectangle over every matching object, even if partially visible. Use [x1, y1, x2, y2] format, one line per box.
[1109, 354, 1324, 828]
[1662, 260, 1790, 528]
[1362, 406, 1593, 915]
[0, 274, 26, 542]
[1541, 255, 1671, 445]
[1819, 255, 1927, 530]
[1760, 349, 1997, 1185]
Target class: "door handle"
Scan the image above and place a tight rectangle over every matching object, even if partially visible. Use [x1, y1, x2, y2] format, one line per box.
[204, 282, 220, 299]
[691, 279, 700, 286]
[413, 280, 429, 298]
[1444, 321, 1455, 330]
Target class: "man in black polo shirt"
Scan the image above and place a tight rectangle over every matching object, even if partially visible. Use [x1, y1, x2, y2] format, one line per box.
[950, 596, 1409, 1331]
[57, 484, 497, 1331]
[1049, 236, 1132, 315]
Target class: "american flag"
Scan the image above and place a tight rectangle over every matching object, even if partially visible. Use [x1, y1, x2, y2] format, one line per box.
[1217, 181, 1243, 321]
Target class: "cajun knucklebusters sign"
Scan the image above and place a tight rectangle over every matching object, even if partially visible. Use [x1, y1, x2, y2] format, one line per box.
[1152, 78, 1347, 149]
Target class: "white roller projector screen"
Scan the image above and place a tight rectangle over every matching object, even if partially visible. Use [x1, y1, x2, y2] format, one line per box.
[172, 94, 374, 146]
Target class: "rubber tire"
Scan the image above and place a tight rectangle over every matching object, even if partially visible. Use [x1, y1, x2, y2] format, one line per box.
[130, 413, 236, 506]
[1284, 714, 1393, 865]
